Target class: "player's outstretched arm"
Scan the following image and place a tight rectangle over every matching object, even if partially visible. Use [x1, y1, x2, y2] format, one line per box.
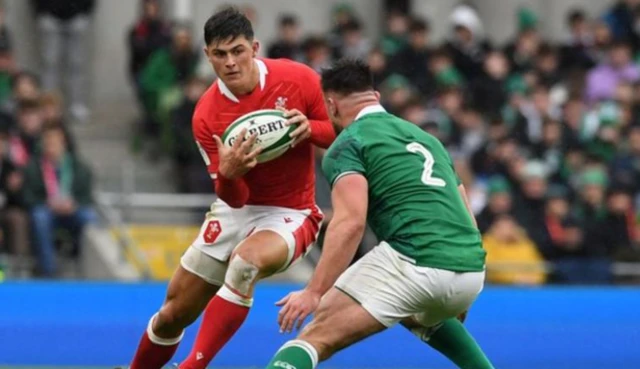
[276, 174, 368, 332]
[308, 174, 368, 294]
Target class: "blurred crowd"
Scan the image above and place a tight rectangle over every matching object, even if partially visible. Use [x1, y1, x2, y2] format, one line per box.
[128, 0, 640, 286]
[0, 0, 97, 279]
[3, 0, 640, 285]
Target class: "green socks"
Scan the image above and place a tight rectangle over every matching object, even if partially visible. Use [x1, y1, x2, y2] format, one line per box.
[426, 318, 495, 369]
[266, 319, 493, 369]
[265, 339, 319, 369]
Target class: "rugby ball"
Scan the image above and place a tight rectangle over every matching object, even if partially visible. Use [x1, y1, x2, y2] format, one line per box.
[222, 109, 296, 163]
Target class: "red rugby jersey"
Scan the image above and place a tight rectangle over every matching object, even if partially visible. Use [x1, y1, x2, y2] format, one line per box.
[193, 58, 335, 210]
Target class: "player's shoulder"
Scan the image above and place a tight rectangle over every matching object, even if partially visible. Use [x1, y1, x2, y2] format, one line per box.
[326, 128, 361, 158]
[262, 58, 318, 81]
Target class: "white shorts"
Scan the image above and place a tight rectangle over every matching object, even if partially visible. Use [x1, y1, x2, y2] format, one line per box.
[335, 242, 485, 328]
[181, 199, 323, 285]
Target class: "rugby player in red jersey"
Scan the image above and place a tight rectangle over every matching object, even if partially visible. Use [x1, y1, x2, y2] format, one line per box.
[129, 7, 335, 369]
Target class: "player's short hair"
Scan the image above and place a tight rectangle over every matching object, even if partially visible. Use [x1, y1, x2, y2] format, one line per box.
[204, 7, 254, 46]
[321, 58, 373, 95]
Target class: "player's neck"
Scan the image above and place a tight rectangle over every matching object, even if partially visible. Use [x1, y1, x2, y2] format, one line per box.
[341, 93, 381, 126]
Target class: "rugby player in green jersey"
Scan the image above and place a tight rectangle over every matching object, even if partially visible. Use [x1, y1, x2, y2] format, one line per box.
[265, 59, 494, 369]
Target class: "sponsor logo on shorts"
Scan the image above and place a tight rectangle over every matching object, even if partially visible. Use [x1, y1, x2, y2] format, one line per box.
[284, 217, 293, 223]
[196, 351, 204, 360]
[274, 361, 296, 369]
[204, 220, 222, 244]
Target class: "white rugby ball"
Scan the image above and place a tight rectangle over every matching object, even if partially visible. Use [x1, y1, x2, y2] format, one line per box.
[222, 109, 295, 163]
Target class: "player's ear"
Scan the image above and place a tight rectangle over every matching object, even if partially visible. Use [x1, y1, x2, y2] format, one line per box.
[252, 40, 260, 57]
[203, 45, 210, 58]
[374, 91, 381, 100]
[329, 98, 340, 118]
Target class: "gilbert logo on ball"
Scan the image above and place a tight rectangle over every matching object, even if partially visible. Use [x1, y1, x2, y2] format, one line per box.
[222, 109, 296, 163]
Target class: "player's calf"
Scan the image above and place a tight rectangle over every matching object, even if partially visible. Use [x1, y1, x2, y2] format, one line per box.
[266, 288, 386, 369]
[130, 265, 220, 369]
[154, 298, 206, 338]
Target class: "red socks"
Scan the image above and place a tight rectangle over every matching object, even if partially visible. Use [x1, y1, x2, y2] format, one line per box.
[130, 313, 184, 369]
[179, 286, 252, 369]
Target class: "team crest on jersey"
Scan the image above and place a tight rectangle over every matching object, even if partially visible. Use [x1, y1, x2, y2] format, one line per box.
[203, 220, 222, 244]
[274, 96, 288, 109]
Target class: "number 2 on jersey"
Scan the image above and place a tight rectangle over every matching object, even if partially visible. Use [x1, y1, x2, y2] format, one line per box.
[406, 142, 446, 187]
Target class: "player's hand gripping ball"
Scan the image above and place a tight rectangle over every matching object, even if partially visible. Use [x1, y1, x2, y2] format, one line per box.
[213, 128, 262, 180]
[221, 109, 297, 165]
[281, 108, 312, 148]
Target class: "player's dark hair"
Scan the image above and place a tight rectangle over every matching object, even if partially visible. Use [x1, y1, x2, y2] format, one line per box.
[321, 58, 373, 95]
[204, 7, 254, 46]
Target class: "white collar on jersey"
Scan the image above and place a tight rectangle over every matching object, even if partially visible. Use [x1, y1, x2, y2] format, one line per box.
[217, 59, 268, 103]
[354, 104, 386, 121]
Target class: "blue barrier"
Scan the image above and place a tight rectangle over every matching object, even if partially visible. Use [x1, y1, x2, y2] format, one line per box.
[0, 282, 639, 369]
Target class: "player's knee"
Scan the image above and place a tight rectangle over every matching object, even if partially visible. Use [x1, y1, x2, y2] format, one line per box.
[224, 253, 261, 296]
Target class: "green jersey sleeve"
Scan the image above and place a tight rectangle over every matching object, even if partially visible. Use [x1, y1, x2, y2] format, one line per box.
[322, 131, 366, 187]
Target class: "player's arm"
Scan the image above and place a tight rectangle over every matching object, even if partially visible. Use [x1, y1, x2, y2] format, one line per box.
[287, 65, 336, 148]
[276, 174, 367, 333]
[448, 152, 478, 229]
[193, 114, 252, 208]
[276, 134, 364, 333]
[458, 184, 478, 229]
[306, 174, 368, 296]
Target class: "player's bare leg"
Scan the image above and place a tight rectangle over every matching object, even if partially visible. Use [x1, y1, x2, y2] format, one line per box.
[179, 230, 291, 369]
[400, 315, 495, 369]
[130, 265, 221, 369]
[265, 287, 386, 369]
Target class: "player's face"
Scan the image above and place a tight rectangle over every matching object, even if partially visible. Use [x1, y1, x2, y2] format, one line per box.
[205, 36, 259, 92]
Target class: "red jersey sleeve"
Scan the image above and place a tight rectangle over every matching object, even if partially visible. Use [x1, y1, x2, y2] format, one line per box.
[303, 67, 336, 149]
[193, 113, 219, 178]
[192, 105, 250, 208]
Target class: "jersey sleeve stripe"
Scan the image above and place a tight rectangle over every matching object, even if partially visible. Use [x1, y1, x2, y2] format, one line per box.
[331, 171, 363, 187]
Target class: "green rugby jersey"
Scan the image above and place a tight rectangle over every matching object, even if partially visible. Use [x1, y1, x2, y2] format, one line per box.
[322, 105, 485, 271]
